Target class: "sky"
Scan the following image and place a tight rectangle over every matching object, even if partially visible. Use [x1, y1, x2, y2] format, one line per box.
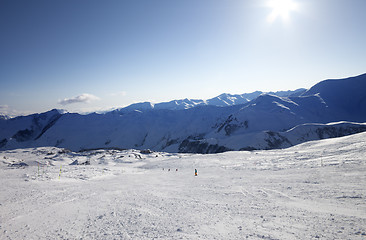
[1, 0, 365, 116]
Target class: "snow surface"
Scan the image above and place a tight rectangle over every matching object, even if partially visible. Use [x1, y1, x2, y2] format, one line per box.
[1, 132, 365, 239]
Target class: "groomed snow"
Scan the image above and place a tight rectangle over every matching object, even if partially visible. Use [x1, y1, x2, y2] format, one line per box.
[1, 132, 366, 239]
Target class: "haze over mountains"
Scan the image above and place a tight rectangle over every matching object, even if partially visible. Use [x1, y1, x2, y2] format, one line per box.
[1, 73, 366, 153]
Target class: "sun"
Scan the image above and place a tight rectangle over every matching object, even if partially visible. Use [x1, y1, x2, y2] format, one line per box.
[267, 0, 298, 23]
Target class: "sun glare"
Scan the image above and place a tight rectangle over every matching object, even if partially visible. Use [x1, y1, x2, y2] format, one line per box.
[267, 0, 298, 23]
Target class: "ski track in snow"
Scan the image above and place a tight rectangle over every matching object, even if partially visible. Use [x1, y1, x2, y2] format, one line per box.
[0, 133, 366, 239]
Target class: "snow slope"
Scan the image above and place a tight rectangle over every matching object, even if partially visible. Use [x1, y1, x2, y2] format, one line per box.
[0, 109, 63, 149]
[1, 132, 365, 239]
[301, 73, 366, 121]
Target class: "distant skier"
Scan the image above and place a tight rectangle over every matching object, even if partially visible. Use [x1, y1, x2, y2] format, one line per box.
[195, 169, 197, 176]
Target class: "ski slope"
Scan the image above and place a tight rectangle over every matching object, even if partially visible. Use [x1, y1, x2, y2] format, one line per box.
[1, 132, 365, 239]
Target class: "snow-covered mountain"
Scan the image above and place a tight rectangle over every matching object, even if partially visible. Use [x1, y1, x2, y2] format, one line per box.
[0, 114, 9, 120]
[301, 74, 366, 121]
[0, 109, 63, 149]
[112, 89, 305, 114]
[182, 121, 366, 153]
[0, 74, 365, 153]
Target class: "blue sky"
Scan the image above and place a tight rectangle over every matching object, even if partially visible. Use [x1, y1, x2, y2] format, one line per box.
[1, 0, 365, 116]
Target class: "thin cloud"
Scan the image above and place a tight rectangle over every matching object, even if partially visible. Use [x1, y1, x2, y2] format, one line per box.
[109, 91, 127, 97]
[0, 105, 10, 118]
[58, 93, 100, 105]
[0, 105, 32, 118]
[0, 104, 9, 111]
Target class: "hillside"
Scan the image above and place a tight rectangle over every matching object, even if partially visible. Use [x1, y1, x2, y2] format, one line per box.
[301, 73, 366, 121]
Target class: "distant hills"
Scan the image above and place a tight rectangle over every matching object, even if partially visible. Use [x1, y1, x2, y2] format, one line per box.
[1, 73, 366, 153]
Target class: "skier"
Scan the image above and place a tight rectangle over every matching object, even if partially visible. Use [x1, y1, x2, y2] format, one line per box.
[195, 169, 197, 176]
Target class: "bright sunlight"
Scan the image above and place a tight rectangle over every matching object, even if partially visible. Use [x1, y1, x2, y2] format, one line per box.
[267, 0, 298, 23]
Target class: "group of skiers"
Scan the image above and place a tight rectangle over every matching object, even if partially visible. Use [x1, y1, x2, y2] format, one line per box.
[162, 168, 198, 176]
[162, 168, 179, 172]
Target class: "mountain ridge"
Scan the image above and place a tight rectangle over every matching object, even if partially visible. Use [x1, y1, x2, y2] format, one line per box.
[111, 89, 306, 114]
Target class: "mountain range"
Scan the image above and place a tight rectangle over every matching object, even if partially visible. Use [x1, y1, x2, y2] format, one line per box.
[110, 88, 306, 114]
[1, 73, 366, 153]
